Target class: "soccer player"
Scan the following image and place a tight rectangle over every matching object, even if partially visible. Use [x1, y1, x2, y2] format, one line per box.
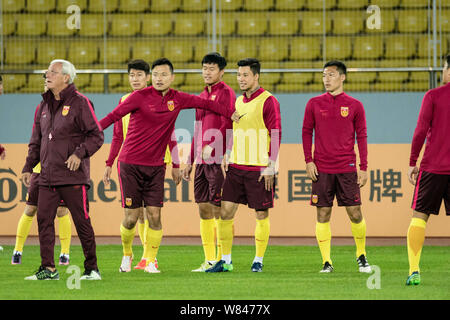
[22, 59, 104, 280]
[0, 141, 4, 252]
[102, 59, 181, 272]
[0, 74, 3, 95]
[405, 55, 450, 286]
[302, 60, 371, 273]
[99, 58, 239, 274]
[206, 58, 281, 273]
[182, 52, 236, 272]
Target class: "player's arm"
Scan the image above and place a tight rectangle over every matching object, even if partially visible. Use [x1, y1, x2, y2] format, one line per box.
[99, 91, 141, 130]
[178, 91, 239, 121]
[104, 119, 124, 186]
[0, 144, 5, 160]
[302, 100, 318, 181]
[22, 104, 43, 186]
[355, 102, 368, 187]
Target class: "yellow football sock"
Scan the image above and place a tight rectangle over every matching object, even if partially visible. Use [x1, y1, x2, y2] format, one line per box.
[120, 224, 135, 257]
[138, 220, 146, 246]
[141, 220, 149, 260]
[218, 219, 234, 257]
[14, 214, 34, 252]
[316, 221, 332, 265]
[407, 217, 427, 275]
[215, 218, 222, 261]
[200, 218, 216, 262]
[351, 218, 367, 258]
[255, 217, 270, 259]
[58, 214, 71, 255]
[145, 227, 163, 264]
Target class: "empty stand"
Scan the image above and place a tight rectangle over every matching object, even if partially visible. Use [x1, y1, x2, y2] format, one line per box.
[2, 0, 25, 13]
[325, 37, 352, 60]
[353, 36, 384, 59]
[226, 38, 258, 63]
[181, 0, 209, 12]
[47, 14, 78, 36]
[385, 35, 417, 59]
[79, 14, 106, 37]
[141, 14, 173, 36]
[37, 41, 67, 65]
[16, 14, 46, 36]
[259, 37, 289, 61]
[68, 41, 99, 65]
[26, 0, 56, 12]
[173, 13, 206, 36]
[398, 10, 428, 33]
[236, 13, 268, 36]
[268, 12, 299, 35]
[332, 11, 364, 35]
[150, 0, 181, 12]
[337, 0, 368, 9]
[56, 0, 88, 13]
[88, 0, 119, 13]
[119, 0, 150, 13]
[109, 14, 141, 36]
[2, 14, 16, 36]
[5, 41, 35, 64]
[305, 0, 336, 10]
[219, 0, 243, 11]
[300, 11, 332, 35]
[243, 0, 274, 11]
[290, 37, 322, 61]
[163, 40, 194, 62]
[274, 0, 305, 10]
[2, 74, 27, 92]
[132, 40, 163, 62]
[99, 41, 131, 65]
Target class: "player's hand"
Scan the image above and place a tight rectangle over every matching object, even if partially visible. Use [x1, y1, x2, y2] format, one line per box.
[0, 149, 5, 160]
[221, 153, 230, 177]
[306, 162, 318, 182]
[358, 170, 368, 188]
[258, 167, 275, 191]
[181, 164, 192, 182]
[231, 111, 240, 123]
[65, 154, 81, 171]
[202, 145, 213, 162]
[408, 166, 419, 185]
[21, 172, 32, 188]
[172, 167, 182, 186]
[103, 166, 112, 186]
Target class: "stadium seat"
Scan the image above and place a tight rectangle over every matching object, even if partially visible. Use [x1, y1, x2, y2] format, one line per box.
[67, 41, 99, 65]
[37, 41, 67, 65]
[268, 12, 299, 35]
[282, 72, 314, 84]
[88, 0, 119, 12]
[365, 8, 396, 33]
[417, 35, 448, 59]
[110, 14, 141, 36]
[26, 0, 56, 12]
[181, 0, 209, 11]
[2, 14, 16, 36]
[56, 0, 88, 12]
[141, 14, 173, 36]
[222, 72, 240, 91]
[174, 13, 206, 36]
[379, 59, 409, 67]
[107, 73, 125, 89]
[208, 12, 236, 36]
[300, 11, 331, 35]
[79, 14, 106, 37]
[2, 74, 26, 92]
[219, 0, 243, 11]
[401, 0, 428, 8]
[353, 36, 383, 59]
[345, 71, 377, 83]
[85, 74, 106, 92]
[385, 35, 417, 58]
[119, 0, 150, 12]
[178, 83, 205, 93]
[193, 39, 226, 62]
[438, 10, 450, 33]
[236, 13, 267, 36]
[409, 71, 429, 82]
[73, 73, 91, 89]
[2, 0, 25, 12]
[163, 40, 193, 62]
[398, 10, 428, 33]
[274, 0, 305, 10]
[132, 40, 163, 61]
[404, 81, 428, 91]
[168, 72, 185, 87]
[325, 37, 352, 60]
[99, 41, 131, 65]
[5, 42, 35, 64]
[243, 0, 274, 11]
[259, 37, 289, 61]
[226, 38, 258, 63]
[344, 82, 372, 91]
[304, 0, 336, 10]
[289, 37, 321, 61]
[16, 14, 46, 36]
[150, 0, 181, 12]
[375, 0, 400, 8]
[24, 73, 46, 93]
[332, 11, 364, 35]
[337, 0, 368, 9]
[184, 73, 204, 86]
[378, 70, 409, 83]
[47, 14, 78, 36]
[373, 82, 404, 91]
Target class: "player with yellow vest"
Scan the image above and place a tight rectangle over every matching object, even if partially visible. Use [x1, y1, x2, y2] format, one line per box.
[103, 60, 181, 272]
[206, 58, 282, 273]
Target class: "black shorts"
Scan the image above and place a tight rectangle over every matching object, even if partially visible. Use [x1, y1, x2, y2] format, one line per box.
[411, 170, 450, 215]
[194, 164, 224, 206]
[310, 171, 361, 207]
[27, 173, 66, 207]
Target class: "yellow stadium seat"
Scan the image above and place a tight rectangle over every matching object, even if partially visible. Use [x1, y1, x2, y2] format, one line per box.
[79, 14, 106, 37]
[346, 59, 378, 68]
[398, 10, 428, 33]
[375, 0, 400, 8]
[174, 13, 206, 36]
[219, 0, 243, 11]
[25, 74, 46, 93]
[344, 83, 372, 92]
[193, 39, 226, 62]
[168, 72, 185, 87]
[243, 0, 274, 11]
[226, 38, 258, 63]
[37, 41, 67, 65]
[290, 37, 321, 61]
[401, 0, 428, 8]
[409, 58, 430, 67]
[2, 74, 27, 92]
[373, 82, 404, 91]
[99, 41, 131, 65]
[88, 0, 119, 12]
[378, 70, 409, 83]
[208, 12, 236, 36]
[163, 40, 193, 62]
[353, 36, 383, 59]
[300, 11, 331, 35]
[184, 73, 204, 86]
[150, 0, 181, 12]
[409, 71, 429, 82]
[5, 42, 35, 64]
[84, 74, 105, 92]
[108, 74, 125, 89]
[56, 0, 88, 12]
[2, 0, 25, 12]
[268, 12, 299, 35]
[236, 13, 267, 36]
[345, 72, 377, 83]
[282, 72, 314, 84]
[274, 0, 305, 10]
[365, 9, 395, 33]
[438, 10, 450, 33]
[132, 40, 163, 61]
[141, 14, 172, 36]
[337, 0, 368, 9]
[332, 11, 364, 35]
[68, 41, 99, 65]
[181, 0, 209, 11]
[260, 73, 280, 86]
[73, 73, 91, 89]
[305, 0, 336, 10]
[378, 59, 409, 67]
[26, 0, 55, 12]
[417, 35, 448, 58]
[119, 0, 150, 12]
[404, 81, 428, 91]
[110, 14, 141, 36]
[47, 14, 78, 36]
[2, 14, 16, 36]
[16, 14, 47, 36]
[325, 37, 352, 60]
[385, 35, 417, 58]
[178, 83, 205, 93]
[259, 37, 289, 61]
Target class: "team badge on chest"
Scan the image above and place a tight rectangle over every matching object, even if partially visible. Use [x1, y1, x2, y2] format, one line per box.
[340, 106, 349, 118]
[167, 100, 175, 111]
[62, 105, 70, 116]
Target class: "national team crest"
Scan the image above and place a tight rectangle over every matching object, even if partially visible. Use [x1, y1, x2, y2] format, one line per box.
[167, 100, 175, 111]
[340, 106, 349, 118]
[62, 105, 70, 116]
[211, 95, 216, 101]
[126, 198, 132, 207]
[312, 194, 319, 204]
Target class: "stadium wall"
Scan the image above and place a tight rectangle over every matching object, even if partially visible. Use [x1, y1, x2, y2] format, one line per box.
[1, 92, 449, 237]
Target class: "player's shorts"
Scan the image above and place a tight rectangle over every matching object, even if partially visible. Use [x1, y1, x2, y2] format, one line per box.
[310, 171, 361, 207]
[411, 170, 450, 215]
[194, 164, 224, 206]
[26, 173, 66, 207]
[118, 161, 166, 208]
[222, 166, 275, 211]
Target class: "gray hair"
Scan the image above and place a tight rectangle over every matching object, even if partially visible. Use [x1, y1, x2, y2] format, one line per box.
[50, 59, 76, 84]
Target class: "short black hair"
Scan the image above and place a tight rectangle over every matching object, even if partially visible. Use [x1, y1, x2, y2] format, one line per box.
[237, 58, 260, 75]
[128, 59, 150, 74]
[0, 75, 2, 82]
[151, 58, 174, 74]
[202, 52, 227, 70]
[445, 54, 450, 67]
[323, 60, 347, 75]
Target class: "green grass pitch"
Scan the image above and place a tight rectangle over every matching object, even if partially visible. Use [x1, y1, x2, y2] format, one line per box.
[0, 244, 449, 300]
